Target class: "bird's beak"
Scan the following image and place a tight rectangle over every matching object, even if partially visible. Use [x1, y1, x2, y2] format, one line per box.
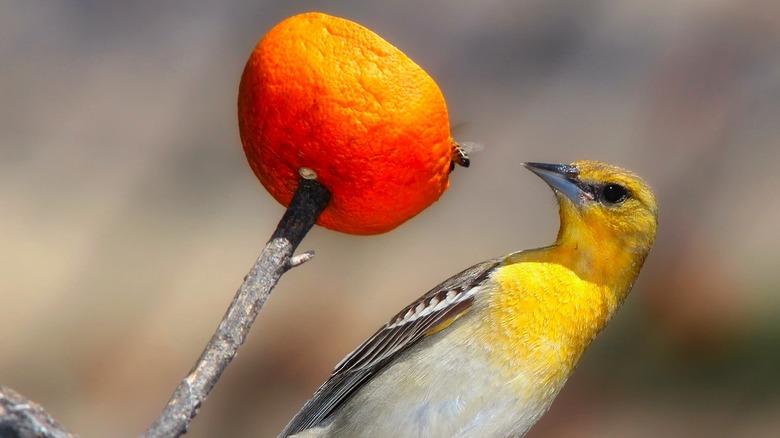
[522, 162, 593, 205]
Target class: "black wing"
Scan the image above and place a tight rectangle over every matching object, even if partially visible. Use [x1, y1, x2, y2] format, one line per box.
[278, 259, 499, 437]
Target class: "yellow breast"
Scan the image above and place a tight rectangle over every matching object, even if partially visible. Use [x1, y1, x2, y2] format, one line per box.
[479, 254, 619, 397]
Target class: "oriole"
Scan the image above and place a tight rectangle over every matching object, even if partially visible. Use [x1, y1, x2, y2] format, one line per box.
[280, 160, 658, 438]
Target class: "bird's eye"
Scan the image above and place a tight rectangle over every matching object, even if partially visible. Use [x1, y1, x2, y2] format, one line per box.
[601, 183, 629, 204]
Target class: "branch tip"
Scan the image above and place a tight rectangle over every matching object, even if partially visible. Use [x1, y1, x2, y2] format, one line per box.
[271, 178, 331, 253]
[289, 251, 315, 268]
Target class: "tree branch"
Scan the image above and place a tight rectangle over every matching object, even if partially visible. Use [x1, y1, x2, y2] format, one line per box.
[0, 386, 74, 438]
[0, 177, 331, 438]
[143, 177, 331, 437]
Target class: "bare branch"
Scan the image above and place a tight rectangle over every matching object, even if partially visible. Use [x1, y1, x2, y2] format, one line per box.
[0, 386, 74, 438]
[144, 178, 331, 437]
[0, 175, 331, 438]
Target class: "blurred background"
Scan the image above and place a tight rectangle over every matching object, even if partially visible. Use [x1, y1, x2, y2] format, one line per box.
[2, 1, 780, 437]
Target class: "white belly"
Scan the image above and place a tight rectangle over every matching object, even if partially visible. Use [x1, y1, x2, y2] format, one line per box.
[314, 314, 563, 438]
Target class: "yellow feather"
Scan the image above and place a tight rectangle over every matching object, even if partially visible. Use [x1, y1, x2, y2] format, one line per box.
[481, 160, 657, 396]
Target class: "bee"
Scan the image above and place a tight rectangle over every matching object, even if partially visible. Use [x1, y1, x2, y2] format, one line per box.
[449, 140, 481, 172]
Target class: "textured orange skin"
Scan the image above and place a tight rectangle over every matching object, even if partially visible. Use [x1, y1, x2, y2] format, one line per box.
[238, 12, 452, 235]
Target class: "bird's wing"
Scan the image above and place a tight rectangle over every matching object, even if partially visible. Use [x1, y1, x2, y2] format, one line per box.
[278, 258, 500, 437]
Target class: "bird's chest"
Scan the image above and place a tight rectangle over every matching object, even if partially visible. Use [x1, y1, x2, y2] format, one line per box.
[487, 264, 612, 377]
[329, 317, 567, 437]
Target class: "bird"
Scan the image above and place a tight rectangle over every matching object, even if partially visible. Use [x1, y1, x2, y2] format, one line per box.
[279, 160, 658, 438]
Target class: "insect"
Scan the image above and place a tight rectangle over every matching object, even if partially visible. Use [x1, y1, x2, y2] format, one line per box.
[449, 140, 481, 172]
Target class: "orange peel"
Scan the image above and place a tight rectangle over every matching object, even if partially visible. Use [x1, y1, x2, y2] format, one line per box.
[239, 12, 456, 234]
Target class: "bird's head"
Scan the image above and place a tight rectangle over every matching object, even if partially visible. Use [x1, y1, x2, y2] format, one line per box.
[523, 160, 658, 260]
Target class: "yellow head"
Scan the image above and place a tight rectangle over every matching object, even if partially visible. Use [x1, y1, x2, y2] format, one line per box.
[523, 160, 658, 286]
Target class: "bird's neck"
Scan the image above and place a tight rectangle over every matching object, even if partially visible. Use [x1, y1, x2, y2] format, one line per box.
[552, 213, 649, 306]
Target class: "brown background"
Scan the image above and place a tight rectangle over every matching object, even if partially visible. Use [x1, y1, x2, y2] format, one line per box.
[2, 1, 779, 437]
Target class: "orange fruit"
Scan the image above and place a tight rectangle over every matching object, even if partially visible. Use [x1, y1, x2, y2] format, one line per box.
[238, 12, 455, 235]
